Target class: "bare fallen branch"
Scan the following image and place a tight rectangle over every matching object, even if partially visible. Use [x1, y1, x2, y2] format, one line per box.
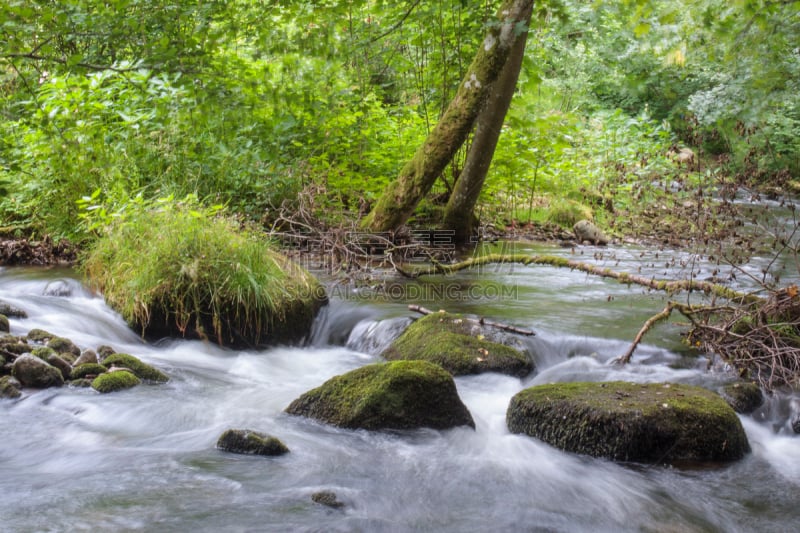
[396, 253, 760, 304]
[408, 304, 535, 336]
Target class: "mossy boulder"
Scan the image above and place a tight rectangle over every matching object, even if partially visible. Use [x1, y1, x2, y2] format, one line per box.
[11, 354, 64, 388]
[81, 205, 327, 348]
[45, 354, 72, 381]
[46, 336, 81, 357]
[311, 491, 345, 509]
[286, 360, 475, 431]
[70, 363, 108, 380]
[26, 328, 55, 343]
[96, 345, 116, 361]
[216, 429, 290, 456]
[0, 375, 22, 399]
[91, 370, 141, 393]
[30, 346, 57, 360]
[719, 382, 764, 414]
[381, 313, 533, 377]
[506, 381, 750, 465]
[101, 353, 168, 382]
[68, 378, 94, 388]
[0, 314, 8, 333]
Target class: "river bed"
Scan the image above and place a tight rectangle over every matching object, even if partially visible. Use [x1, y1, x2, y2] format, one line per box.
[1, 241, 799, 532]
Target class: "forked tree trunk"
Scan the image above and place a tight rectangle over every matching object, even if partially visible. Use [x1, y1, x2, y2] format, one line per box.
[360, 0, 534, 233]
[443, 3, 532, 243]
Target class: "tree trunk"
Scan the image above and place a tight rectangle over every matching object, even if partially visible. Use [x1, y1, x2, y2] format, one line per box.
[443, 4, 532, 243]
[360, 0, 534, 233]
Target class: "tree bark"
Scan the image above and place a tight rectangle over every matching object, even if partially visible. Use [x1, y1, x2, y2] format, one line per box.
[443, 3, 533, 243]
[360, 0, 534, 233]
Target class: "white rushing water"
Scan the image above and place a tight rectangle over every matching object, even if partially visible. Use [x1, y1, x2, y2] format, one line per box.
[1, 259, 799, 532]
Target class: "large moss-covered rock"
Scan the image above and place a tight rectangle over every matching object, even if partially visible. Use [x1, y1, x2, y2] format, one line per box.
[101, 353, 168, 382]
[286, 360, 475, 431]
[381, 313, 533, 377]
[0, 314, 8, 333]
[507, 381, 750, 465]
[81, 205, 327, 348]
[91, 370, 141, 393]
[216, 429, 289, 456]
[11, 354, 64, 388]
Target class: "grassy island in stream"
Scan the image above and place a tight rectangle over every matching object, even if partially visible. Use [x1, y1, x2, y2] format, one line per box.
[81, 202, 326, 348]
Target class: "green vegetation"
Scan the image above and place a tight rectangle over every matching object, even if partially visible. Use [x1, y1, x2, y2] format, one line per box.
[382, 312, 533, 377]
[91, 370, 141, 394]
[100, 354, 167, 382]
[1, 0, 797, 244]
[81, 198, 326, 347]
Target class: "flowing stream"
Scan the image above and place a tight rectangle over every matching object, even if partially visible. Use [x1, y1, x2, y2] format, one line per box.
[2, 239, 800, 532]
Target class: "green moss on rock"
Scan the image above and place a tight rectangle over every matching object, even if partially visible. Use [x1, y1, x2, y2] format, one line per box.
[30, 346, 56, 360]
[46, 337, 81, 357]
[68, 378, 94, 388]
[381, 313, 533, 377]
[216, 429, 289, 456]
[11, 354, 64, 388]
[507, 381, 750, 465]
[286, 360, 475, 431]
[70, 363, 108, 380]
[91, 370, 141, 393]
[0, 375, 22, 399]
[26, 328, 55, 343]
[0, 314, 8, 333]
[719, 382, 764, 414]
[101, 353, 168, 382]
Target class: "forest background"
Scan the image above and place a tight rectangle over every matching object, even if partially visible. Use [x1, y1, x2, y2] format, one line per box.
[0, 0, 798, 245]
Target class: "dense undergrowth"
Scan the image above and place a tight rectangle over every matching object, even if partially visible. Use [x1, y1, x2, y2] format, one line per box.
[0, 0, 797, 246]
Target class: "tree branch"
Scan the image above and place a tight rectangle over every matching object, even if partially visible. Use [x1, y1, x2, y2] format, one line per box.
[395, 253, 761, 304]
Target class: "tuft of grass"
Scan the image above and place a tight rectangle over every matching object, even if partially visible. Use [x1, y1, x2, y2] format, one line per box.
[81, 200, 325, 347]
[544, 198, 593, 228]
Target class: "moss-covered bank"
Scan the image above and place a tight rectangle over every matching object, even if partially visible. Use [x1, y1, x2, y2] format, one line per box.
[381, 312, 533, 377]
[507, 381, 750, 465]
[286, 360, 475, 431]
[81, 204, 327, 347]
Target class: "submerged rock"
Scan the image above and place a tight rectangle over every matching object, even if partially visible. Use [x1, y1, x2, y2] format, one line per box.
[507, 381, 750, 465]
[216, 429, 289, 456]
[311, 490, 345, 509]
[101, 353, 168, 382]
[719, 382, 764, 414]
[286, 360, 475, 431]
[381, 312, 533, 377]
[0, 302, 27, 318]
[91, 370, 141, 393]
[573, 220, 609, 245]
[11, 354, 64, 388]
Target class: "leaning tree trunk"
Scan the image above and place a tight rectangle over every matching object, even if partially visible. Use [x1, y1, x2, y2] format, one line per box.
[442, 3, 532, 243]
[360, 0, 534, 233]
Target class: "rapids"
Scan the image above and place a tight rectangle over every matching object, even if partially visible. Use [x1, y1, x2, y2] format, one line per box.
[1, 241, 799, 532]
